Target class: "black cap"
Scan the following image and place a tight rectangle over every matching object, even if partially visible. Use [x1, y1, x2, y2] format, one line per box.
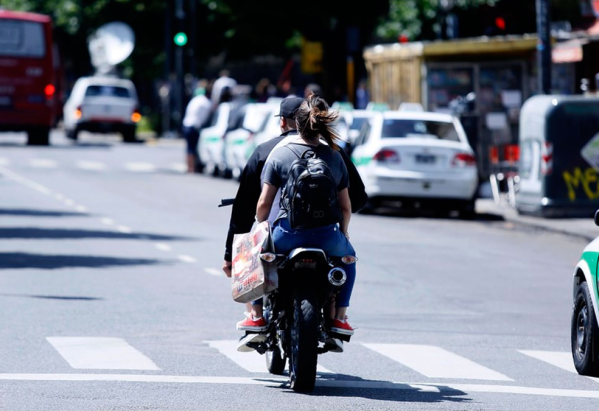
[274, 97, 304, 119]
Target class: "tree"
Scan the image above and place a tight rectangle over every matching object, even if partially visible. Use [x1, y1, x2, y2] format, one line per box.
[376, 0, 497, 41]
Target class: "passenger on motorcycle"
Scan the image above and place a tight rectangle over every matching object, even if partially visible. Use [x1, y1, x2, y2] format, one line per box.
[249, 95, 357, 336]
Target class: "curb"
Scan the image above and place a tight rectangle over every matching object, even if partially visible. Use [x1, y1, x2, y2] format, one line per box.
[476, 200, 597, 242]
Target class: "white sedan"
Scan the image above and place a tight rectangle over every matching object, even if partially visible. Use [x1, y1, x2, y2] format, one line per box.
[351, 111, 478, 216]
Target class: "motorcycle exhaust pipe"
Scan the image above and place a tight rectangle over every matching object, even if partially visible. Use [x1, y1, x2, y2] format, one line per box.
[328, 267, 347, 287]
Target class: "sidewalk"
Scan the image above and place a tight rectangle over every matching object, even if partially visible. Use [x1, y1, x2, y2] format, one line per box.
[476, 199, 598, 241]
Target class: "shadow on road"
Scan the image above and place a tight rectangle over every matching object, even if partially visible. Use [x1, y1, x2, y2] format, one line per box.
[365, 207, 504, 222]
[0, 208, 90, 218]
[0, 252, 164, 270]
[0, 142, 114, 150]
[265, 374, 470, 404]
[0, 227, 194, 241]
[0, 293, 102, 301]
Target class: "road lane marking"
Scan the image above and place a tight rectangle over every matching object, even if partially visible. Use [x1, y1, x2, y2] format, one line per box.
[155, 243, 172, 252]
[2, 374, 599, 398]
[55, 193, 65, 200]
[76, 161, 106, 171]
[116, 225, 132, 233]
[125, 162, 156, 173]
[205, 268, 222, 276]
[29, 159, 57, 168]
[363, 344, 513, 381]
[519, 350, 599, 383]
[178, 255, 197, 263]
[206, 340, 332, 374]
[170, 163, 187, 173]
[0, 165, 53, 195]
[0, 157, 9, 166]
[46, 337, 160, 370]
[75, 205, 87, 213]
[101, 218, 114, 226]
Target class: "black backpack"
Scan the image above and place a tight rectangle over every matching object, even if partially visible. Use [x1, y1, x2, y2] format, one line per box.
[280, 145, 343, 229]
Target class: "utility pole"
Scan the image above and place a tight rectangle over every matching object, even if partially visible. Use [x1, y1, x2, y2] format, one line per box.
[189, 0, 197, 79]
[174, 0, 185, 130]
[536, 0, 552, 94]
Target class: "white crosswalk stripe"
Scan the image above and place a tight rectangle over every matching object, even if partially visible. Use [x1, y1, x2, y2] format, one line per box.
[206, 340, 332, 374]
[29, 159, 57, 168]
[170, 163, 187, 173]
[76, 161, 107, 171]
[363, 343, 513, 381]
[519, 350, 599, 383]
[47, 337, 160, 370]
[125, 162, 157, 172]
[39, 336, 599, 388]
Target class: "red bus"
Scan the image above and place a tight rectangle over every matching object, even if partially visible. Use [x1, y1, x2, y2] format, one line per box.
[0, 10, 62, 145]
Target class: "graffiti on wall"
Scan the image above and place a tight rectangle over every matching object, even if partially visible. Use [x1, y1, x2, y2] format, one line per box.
[563, 167, 599, 202]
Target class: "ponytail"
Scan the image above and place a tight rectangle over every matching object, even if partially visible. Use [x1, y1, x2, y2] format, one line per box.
[295, 95, 341, 151]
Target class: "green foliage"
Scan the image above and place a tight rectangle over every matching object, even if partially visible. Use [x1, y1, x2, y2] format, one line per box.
[376, 0, 496, 41]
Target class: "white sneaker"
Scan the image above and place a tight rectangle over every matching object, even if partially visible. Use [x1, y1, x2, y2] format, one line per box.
[236, 333, 267, 352]
[325, 337, 344, 353]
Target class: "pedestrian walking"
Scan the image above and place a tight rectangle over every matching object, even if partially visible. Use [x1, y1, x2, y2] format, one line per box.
[182, 84, 211, 173]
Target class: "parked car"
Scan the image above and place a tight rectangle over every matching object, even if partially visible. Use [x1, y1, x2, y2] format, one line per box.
[199, 102, 231, 176]
[248, 106, 282, 156]
[348, 110, 377, 146]
[63, 76, 140, 142]
[351, 111, 478, 216]
[571, 211, 599, 377]
[223, 102, 277, 179]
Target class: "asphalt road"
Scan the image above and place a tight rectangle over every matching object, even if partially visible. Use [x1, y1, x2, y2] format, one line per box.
[0, 130, 597, 410]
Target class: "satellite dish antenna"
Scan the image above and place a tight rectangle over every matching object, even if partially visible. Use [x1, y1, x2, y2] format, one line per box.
[88, 22, 135, 74]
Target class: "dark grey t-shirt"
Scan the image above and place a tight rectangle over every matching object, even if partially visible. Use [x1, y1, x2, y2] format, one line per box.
[262, 140, 349, 222]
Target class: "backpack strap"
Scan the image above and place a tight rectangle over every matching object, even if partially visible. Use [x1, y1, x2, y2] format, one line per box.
[285, 144, 316, 160]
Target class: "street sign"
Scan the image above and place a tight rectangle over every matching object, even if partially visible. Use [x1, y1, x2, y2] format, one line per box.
[581, 132, 599, 171]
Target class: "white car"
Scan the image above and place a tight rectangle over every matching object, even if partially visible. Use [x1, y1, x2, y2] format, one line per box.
[224, 102, 277, 178]
[199, 102, 232, 176]
[348, 110, 377, 145]
[248, 106, 282, 155]
[63, 76, 140, 142]
[351, 111, 478, 216]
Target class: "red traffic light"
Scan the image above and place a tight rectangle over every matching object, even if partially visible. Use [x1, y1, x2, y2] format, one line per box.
[495, 17, 506, 31]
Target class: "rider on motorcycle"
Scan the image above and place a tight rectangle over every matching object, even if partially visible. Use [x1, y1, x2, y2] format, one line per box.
[252, 95, 357, 338]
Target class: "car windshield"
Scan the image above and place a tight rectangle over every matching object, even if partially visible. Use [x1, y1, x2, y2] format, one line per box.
[350, 117, 369, 131]
[382, 119, 459, 141]
[85, 85, 131, 98]
[0, 20, 45, 58]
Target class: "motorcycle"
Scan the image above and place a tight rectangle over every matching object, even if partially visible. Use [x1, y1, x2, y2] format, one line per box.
[220, 198, 355, 393]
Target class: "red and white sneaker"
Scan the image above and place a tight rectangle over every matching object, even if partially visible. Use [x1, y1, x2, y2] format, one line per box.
[330, 318, 354, 336]
[236, 313, 267, 332]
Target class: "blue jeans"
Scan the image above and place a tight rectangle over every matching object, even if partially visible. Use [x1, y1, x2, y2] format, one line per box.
[261, 219, 357, 308]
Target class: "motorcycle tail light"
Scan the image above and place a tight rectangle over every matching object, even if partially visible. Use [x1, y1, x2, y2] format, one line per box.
[341, 255, 357, 265]
[259, 253, 276, 263]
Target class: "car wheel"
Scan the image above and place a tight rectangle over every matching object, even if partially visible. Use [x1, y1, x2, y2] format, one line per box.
[459, 200, 476, 220]
[122, 129, 137, 143]
[66, 128, 79, 141]
[572, 281, 599, 376]
[27, 128, 50, 146]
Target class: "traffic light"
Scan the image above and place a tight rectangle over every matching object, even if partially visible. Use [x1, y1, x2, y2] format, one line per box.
[173, 32, 188, 46]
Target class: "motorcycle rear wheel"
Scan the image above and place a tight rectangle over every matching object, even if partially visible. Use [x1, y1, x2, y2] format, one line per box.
[289, 288, 319, 393]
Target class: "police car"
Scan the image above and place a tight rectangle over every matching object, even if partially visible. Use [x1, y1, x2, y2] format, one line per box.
[572, 212, 599, 376]
[351, 110, 478, 215]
